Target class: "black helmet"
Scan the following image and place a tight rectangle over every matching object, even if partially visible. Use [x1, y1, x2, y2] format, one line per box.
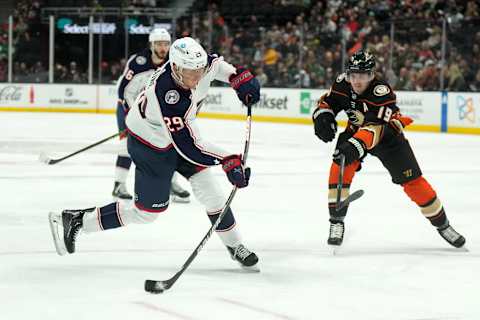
[347, 51, 375, 74]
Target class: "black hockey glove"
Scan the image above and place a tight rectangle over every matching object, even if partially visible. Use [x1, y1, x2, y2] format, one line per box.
[221, 155, 251, 188]
[229, 67, 260, 107]
[312, 108, 337, 143]
[333, 137, 366, 166]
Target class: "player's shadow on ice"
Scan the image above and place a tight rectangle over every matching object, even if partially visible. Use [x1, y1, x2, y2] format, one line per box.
[327, 246, 473, 257]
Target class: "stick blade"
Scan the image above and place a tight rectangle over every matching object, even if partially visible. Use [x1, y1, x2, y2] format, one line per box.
[337, 189, 364, 211]
[144, 280, 168, 294]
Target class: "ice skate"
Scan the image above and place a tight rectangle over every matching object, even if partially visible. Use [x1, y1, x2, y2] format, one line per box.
[227, 244, 259, 272]
[328, 220, 344, 246]
[437, 224, 466, 248]
[48, 208, 92, 255]
[112, 182, 133, 200]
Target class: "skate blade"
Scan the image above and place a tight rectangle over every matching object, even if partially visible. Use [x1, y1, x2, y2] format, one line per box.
[170, 195, 191, 203]
[48, 212, 67, 256]
[329, 244, 342, 256]
[238, 263, 260, 273]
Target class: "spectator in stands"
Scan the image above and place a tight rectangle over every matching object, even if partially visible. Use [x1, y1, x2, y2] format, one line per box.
[447, 62, 466, 92]
[255, 67, 268, 86]
[6, 0, 480, 90]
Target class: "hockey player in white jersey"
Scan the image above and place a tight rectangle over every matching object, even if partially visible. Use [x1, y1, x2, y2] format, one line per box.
[112, 27, 190, 203]
[49, 37, 261, 269]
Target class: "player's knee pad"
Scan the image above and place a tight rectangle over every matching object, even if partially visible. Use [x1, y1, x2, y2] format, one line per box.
[189, 168, 225, 211]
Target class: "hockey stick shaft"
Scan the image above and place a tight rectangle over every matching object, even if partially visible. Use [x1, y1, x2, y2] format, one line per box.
[335, 155, 364, 211]
[335, 154, 345, 211]
[145, 106, 252, 293]
[42, 132, 121, 164]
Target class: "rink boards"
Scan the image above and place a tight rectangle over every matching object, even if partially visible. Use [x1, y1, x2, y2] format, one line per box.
[0, 83, 479, 134]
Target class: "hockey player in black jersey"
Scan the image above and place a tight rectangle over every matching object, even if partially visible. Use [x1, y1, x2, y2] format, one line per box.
[312, 51, 465, 249]
[48, 37, 261, 270]
[112, 28, 190, 203]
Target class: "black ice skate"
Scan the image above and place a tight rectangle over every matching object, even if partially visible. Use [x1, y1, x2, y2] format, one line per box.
[112, 182, 133, 200]
[437, 224, 466, 248]
[328, 220, 345, 246]
[227, 244, 259, 271]
[48, 208, 92, 256]
[170, 181, 191, 203]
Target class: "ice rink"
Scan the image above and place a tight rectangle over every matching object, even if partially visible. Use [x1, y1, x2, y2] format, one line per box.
[1, 111, 479, 320]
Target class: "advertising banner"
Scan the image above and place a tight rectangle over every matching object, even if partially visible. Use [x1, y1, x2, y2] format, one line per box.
[396, 91, 441, 127]
[0, 83, 97, 110]
[1, 83, 479, 134]
[447, 92, 480, 129]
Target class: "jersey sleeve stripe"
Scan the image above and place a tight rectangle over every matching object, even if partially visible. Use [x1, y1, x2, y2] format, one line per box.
[358, 98, 396, 107]
[331, 89, 349, 98]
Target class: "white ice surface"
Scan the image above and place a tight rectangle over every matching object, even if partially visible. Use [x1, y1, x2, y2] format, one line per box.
[1, 112, 479, 320]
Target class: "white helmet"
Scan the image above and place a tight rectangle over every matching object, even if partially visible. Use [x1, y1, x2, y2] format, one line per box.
[169, 37, 207, 70]
[149, 28, 171, 43]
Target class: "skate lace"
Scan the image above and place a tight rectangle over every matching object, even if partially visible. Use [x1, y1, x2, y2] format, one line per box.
[330, 223, 344, 238]
[234, 245, 251, 260]
[440, 226, 460, 242]
[71, 220, 82, 241]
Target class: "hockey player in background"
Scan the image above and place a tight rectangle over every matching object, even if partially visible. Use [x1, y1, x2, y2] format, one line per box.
[112, 27, 190, 203]
[49, 37, 261, 269]
[312, 51, 466, 249]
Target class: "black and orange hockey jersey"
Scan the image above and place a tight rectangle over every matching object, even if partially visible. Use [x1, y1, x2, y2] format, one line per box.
[317, 73, 411, 150]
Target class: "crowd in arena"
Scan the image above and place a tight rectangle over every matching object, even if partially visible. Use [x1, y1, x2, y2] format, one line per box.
[2, 0, 480, 91]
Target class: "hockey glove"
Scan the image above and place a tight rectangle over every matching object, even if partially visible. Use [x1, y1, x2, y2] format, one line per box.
[221, 155, 251, 188]
[313, 108, 337, 143]
[229, 67, 260, 107]
[333, 137, 366, 166]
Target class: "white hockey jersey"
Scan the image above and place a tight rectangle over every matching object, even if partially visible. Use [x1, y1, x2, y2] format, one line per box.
[125, 54, 237, 167]
[117, 48, 165, 110]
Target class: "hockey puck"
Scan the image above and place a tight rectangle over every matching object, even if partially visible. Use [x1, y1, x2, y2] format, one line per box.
[144, 280, 165, 294]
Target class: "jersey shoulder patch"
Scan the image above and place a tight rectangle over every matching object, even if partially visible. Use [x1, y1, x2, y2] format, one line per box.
[363, 79, 396, 106]
[373, 84, 390, 96]
[135, 55, 147, 65]
[165, 89, 180, 104]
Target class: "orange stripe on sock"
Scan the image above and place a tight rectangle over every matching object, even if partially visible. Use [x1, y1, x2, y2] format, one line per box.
[402, 176, 437, 206]
[328, 161, 360, 185]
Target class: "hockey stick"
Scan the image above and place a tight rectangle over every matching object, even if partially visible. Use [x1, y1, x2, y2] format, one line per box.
[39, 132, 121, 165]
[335, 154, 364, 211]
[144, 105, 253, 294]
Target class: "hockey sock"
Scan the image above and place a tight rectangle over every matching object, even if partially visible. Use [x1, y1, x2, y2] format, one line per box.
[115, 155, 132, 184]
[207, 207, 241, 247]
[402, 176, 448, 228]
[82, 202, 125, 233]
[328, 161, 360, 220]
